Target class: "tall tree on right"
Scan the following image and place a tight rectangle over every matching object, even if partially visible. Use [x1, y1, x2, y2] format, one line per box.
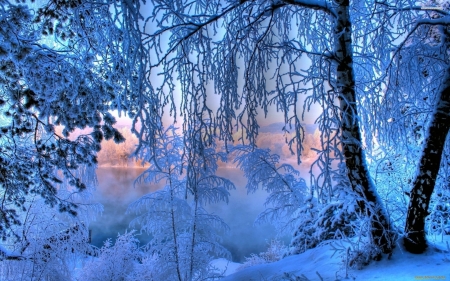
[405, 63, 450, 253]
[393, 5, 450, 253]
[367, 1, 450, 253]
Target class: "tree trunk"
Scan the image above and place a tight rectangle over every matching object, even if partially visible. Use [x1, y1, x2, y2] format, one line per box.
[334, 0, 395, 254]
[404, 66, 450, 253]
[169, 175, 183, 281]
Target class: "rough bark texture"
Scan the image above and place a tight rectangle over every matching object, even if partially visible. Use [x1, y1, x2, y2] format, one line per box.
[404, 66, 450, 253]
[334, 0, 395, 254]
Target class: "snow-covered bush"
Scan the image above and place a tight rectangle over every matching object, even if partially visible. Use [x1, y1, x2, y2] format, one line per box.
[330, 233, 383, 272]
[238, 239, 287, 271]
[347, 244, 382, 270]
[78, 232, 140, 281]
[259, 240, 287, 263]
[285, 196, 322, 255]
[287, 196, 360, 256]
[0, 165, 100, 281]
[238, 254, 267, 271]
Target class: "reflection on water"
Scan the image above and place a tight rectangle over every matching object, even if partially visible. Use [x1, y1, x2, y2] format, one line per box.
[90, 167, 155, 248]
[91, 166, 283, 262]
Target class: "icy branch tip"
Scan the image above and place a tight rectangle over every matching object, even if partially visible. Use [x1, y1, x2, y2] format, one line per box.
[421, 6, 444, 10]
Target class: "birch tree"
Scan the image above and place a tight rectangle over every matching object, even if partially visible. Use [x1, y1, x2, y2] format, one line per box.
[405, 61, 450, 253]
[378, 3, 450, 253]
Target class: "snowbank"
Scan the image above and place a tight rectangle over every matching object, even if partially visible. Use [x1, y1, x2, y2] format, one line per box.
[221, 237, 450, 281]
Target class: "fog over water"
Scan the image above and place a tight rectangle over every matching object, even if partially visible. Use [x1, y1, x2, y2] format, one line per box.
[90, 166, 288, 262]
[89, 122, 319, 262]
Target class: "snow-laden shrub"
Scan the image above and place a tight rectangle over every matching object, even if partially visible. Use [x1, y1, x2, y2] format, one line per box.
[347, 244, 382, 270]
[78, 232, 140, 281]
[260, 239, 286, 263]
[237, 239, 287, 271]
[287, 164, 360, 256]
[286, 200, 359, 256]
[333, 232, 384, 272]
[285, 196, 322, 255]
[0, 220, 92, 281]
[0, 165, 99, 281]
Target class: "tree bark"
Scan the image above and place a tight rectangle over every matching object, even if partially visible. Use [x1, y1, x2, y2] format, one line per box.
[404, 66, 450, 253]
[334, 0, 395, 254]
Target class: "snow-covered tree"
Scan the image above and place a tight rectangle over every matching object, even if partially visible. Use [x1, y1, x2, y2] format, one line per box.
[127, 126, 233, 281]
[372, 2, 450, 253]
[0, 0, 138, 239]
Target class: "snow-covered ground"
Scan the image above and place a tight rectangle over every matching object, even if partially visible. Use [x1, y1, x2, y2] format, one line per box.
[218, 236, 450, 281]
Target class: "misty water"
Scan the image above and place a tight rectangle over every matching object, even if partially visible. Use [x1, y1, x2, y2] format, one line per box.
[90, 166, 284, 262]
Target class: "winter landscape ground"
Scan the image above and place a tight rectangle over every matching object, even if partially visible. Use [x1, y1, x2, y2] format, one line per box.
[218, 236, 450, 281]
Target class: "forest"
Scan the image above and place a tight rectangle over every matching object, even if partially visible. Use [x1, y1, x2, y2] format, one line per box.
[0, 0, 449, 280]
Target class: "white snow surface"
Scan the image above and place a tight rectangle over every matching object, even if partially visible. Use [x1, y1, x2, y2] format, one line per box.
[220, 237, 450, 281]
[211, 258, 242, 276]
